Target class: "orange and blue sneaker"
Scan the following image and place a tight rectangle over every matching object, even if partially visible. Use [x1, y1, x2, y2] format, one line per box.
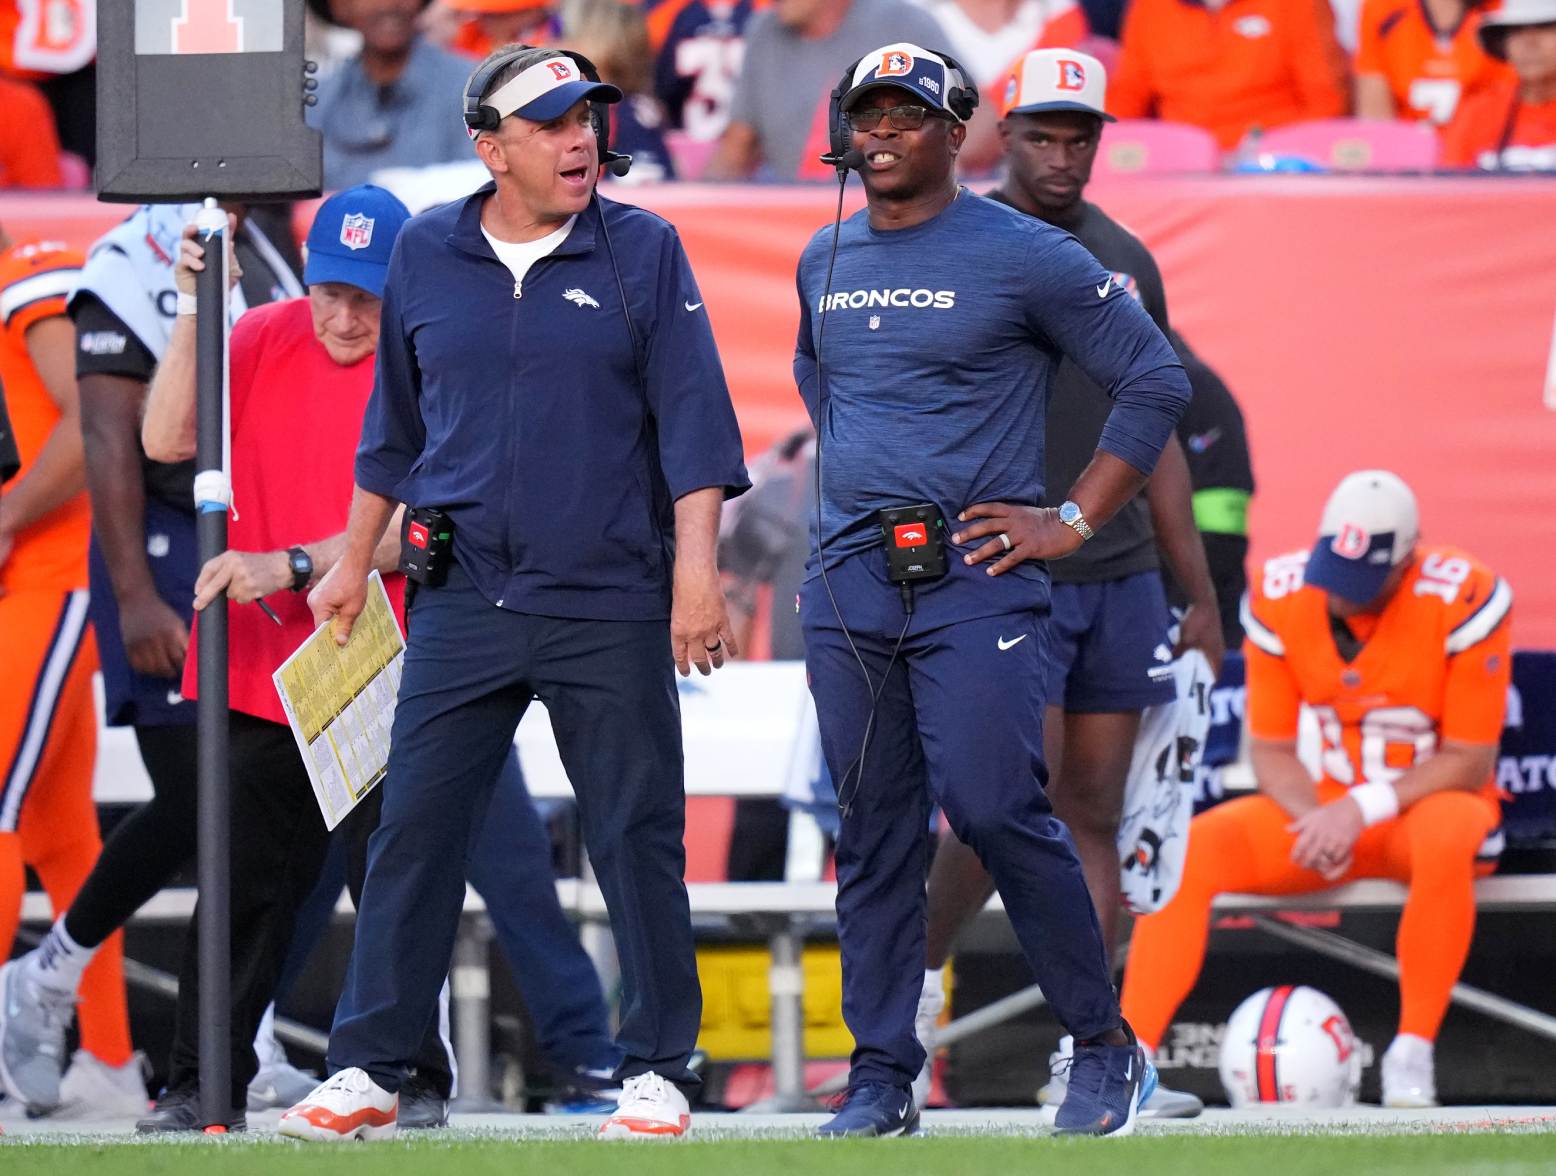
[278, 1068, 399, 1142]
[817, 1081, 920, 1138]
[1053, 1022, 1151, 1137]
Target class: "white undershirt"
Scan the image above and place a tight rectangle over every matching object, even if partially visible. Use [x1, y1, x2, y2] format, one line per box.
[912, 0, 1052, 88]
[482, 216, 577, 298]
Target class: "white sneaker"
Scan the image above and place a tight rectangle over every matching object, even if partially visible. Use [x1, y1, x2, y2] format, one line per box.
[248, 1058, 320, 1111]
[1037, 1034, 1073, 1107]
[598, 1072, 690, 1138]
[278, 1068, 399, 1142]
[911, 974, 946, 1110]
[52, 1050, 151, 1119]
[1381, 1034, 1437, 1108]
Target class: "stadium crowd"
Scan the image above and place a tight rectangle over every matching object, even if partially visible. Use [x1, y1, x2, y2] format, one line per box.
[0, 0, 1545, 1144]
[2, 0, 1556, 185]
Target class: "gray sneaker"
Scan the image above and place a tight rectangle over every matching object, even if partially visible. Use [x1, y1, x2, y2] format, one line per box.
[1140, 1082, 1203, 1120]
[0, 959, 75, 1113]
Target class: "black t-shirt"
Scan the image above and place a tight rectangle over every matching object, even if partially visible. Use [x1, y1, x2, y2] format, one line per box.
[1170, 329, 1254, 497]
[70, 227, 299, 515]
[985, 193, 1170, 583]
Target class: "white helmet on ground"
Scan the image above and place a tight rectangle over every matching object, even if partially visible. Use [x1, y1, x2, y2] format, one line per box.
[1219, 985, 1362, 1108]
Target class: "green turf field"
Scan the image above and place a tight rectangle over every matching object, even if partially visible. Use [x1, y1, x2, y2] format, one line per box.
[1, 1133, 1551, 1175]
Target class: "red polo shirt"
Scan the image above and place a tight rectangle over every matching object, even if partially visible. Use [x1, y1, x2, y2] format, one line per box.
[184, 297, 406, 724]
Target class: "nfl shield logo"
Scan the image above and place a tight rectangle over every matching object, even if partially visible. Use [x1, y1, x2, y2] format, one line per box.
[869, 314, 881, 330]
[340, 213, 375, 251]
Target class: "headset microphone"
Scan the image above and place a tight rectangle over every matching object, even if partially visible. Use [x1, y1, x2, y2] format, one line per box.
[818, 147, 866, 176]
[603, 151, 633, 179]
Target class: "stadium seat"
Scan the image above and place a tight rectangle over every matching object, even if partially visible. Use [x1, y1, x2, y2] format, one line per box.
[1255, 119, 1440, 172]
[57, 151, 91, 190]
[665, 130, 718, 182]
[1093, 120, 1221, 176]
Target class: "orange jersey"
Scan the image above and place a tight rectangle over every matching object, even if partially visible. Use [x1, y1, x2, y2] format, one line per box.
[0, 0, 95, 79]
[1109, 0, 1350, 149]
[1243, 544, 1512, 797]
[1354, 0, 1511, 125]
[1440, 77, 1556, 170]
[0, 74, 61, 188]
[0, 238, 88, 593]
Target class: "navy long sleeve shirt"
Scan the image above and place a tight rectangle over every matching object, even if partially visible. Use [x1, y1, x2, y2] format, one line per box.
[357, 186, 750, 621]
[795, 190, 1190, 572]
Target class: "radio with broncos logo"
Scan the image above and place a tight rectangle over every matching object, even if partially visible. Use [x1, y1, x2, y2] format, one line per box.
[878, 503, 948, 585]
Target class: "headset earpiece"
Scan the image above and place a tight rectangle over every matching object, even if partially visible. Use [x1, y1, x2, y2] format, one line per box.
[463, 45, 632, 177]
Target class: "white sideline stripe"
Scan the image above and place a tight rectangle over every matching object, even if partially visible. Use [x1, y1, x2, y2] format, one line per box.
[1446, 577, 1514, 654]
[0, 267, 79, 324]
[2, 591, 90, 830]
[1240, 597, 1284, 657]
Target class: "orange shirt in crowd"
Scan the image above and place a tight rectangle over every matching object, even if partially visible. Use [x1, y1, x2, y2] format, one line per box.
[0, 74, 61, 188]
[1244, 544, 1511, 803]
[1441, 76, 1556, 168]
[0, 0, 95, 80]
[0, 238, 89, 593]
[1354, 0, 1511, 125]
[1109, 0, 1351, 149]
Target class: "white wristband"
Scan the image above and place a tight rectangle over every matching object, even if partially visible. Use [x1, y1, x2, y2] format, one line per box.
[1348, 781, 1400, 827]
[176, 291, 198, 316]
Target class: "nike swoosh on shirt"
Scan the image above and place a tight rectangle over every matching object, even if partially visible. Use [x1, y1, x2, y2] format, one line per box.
[1096, 277, 1113, 298]
[997, 635, 1027, 651]
[685, 300, 704, 312]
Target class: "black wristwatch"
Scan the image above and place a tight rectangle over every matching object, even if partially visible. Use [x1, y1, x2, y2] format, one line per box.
[287, 546, 314, 593]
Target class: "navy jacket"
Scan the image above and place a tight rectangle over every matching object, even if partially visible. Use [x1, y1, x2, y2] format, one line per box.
[357, 186, 750, 621]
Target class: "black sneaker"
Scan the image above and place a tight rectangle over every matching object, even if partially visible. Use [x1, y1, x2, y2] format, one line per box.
[1053, 1022, 1147, 1137]
[398, 1072, 449, 1129]
[816, 1081, 919, 1138]
[135, 1086, 246, 1134]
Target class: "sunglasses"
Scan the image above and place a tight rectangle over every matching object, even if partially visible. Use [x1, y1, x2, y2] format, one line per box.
[849, 104, 952, 132]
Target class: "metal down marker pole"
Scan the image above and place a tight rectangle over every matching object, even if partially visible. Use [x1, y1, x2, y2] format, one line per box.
[192, 199, 233, 1132]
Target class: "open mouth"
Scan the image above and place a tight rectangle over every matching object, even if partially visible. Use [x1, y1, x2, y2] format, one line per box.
[560, 164, 590, 185]
[867, 150, 903, 170]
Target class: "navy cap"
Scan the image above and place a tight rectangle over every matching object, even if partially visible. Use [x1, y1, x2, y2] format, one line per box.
[304, 185, 412, 299]
[1303, 470, 1419, 605]
[480, 54, 620, 129]
[840, 43, 966, 120]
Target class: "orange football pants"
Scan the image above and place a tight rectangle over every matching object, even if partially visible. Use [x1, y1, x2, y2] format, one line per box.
[1121, 782, 1499, 1051]
[0, 589, 131, 1068]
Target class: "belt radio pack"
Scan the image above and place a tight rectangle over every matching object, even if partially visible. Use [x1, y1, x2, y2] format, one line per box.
[399, 506, 454, 587]
[878, 504, 947, 586]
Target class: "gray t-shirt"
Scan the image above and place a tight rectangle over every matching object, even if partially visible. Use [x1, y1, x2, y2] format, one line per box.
[729, 0, 948, 180]
[309, 38, 475, 190]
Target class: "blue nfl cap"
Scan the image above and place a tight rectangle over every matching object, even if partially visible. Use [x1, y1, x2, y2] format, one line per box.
[840, 43, 965, 119]
[1303, 470, 1419, 605]
[304, 185, 412, 299]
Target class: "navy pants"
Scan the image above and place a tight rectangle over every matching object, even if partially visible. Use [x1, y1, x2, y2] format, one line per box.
[327, 565, 700, 1092]
[802, 555, 1120, 1088]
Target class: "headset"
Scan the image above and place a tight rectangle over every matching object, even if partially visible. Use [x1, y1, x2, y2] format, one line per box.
[811, 46, 977, 814]
[819, 46, 980, 175]
[462, 44, 634, 179]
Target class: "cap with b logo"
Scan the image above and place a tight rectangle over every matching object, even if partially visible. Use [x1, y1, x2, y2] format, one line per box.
[1001, 48, 1115, 120]
[1304, 470, 1420, 605]
[477, 53, 622, 131]
[840, 43, 966, 120]
[303, 184, 412, 299]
